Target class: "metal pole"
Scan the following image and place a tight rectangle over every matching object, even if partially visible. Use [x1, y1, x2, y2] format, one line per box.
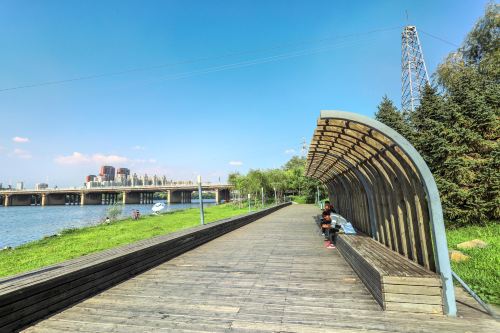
[274, 187, 277, 205]
[261, 187, 264, 208]
[452, 271, 497, 318]
[248, 193, 251, 212]
[197, 175, 204, 225]
[316, 186, 319, 205]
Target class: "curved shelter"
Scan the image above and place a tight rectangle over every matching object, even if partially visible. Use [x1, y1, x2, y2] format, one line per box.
[305, 110, 456, 316]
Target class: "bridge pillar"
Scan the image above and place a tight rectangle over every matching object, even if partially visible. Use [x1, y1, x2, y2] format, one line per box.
[10, 195, 32, 206]
[215, 189, 231, 204]
[44, 194, 66, 206]
[182, 191, 191, 203]
[123, 192, 141, 204]
[81, 193, 102, 205]
[4, 195, 10, 207]
[168, 190, 191, 204]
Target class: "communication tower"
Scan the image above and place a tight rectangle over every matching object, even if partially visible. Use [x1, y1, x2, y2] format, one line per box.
[401, 26, 430, 113]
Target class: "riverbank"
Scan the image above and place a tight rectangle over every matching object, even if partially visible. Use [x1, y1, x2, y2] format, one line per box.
[0, 200, 216, 248]
[447, 223, 499, 305]
[0, 203, 249, 278]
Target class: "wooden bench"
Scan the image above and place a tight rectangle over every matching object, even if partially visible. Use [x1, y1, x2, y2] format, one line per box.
[337, 233, 443, 314]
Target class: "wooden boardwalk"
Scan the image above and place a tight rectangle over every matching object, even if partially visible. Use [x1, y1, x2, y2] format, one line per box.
[24, 205, 498, 333]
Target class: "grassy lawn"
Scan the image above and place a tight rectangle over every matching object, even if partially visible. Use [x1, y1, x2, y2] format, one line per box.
[0, 203, 250, 279]
[446, 223, 500, 305]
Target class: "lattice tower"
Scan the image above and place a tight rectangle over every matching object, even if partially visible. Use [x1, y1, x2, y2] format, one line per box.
[401, 26, 430, 113]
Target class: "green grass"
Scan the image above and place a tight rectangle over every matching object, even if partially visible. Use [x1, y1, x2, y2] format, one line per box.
[0, 203, 250, 279]
[290, 195, 308, 204]
[446, 223, 500, 305]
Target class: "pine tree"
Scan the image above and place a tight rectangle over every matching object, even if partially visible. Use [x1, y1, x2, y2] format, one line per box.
[411, 85, 477, 226]
[408, 4, 500, 227]
[375, 95, 413, 142]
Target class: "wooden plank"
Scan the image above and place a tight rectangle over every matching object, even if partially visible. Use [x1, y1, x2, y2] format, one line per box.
[384, 301, 443, 314]
[382, 284, 441, 296]
[382, 276, 441, 286]
[384, 293, 442, 305]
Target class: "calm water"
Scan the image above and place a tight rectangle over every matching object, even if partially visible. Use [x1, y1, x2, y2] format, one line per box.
[0, 200, 215, 248]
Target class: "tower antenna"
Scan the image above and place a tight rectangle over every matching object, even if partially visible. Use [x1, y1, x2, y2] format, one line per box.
[401, 25, 430, 114]
[301, 137, 307, 157]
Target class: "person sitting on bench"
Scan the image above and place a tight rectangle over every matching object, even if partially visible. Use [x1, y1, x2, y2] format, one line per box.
[320, 203, 329, 235]
[322, 202, 342, 248]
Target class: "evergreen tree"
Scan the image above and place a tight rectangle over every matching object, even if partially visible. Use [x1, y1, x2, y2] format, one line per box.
[411, 85, 480, 226]
[375, 95, 414, 142]
[405, 3, 500, 227]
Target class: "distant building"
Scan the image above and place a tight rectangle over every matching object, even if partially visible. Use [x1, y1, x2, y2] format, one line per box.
[35, 183, 49, 190]
[116, 168, 130, 177]
[116, 168, 130, 186]
[16, 181, 24, 190]
[131, 173, 139, 186]
[99, 166, 115, 181]
[85, 175, 97, 183]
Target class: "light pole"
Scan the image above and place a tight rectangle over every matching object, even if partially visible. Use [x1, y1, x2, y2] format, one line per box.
[197, 175, 205, 225]
[261, 187, 264, 208]
[274, 187, 277, 205]
[248, 193, 251, 212]
[316, 186, 320, 207]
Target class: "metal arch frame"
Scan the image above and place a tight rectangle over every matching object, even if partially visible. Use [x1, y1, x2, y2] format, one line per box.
[312, 110, 456, 316]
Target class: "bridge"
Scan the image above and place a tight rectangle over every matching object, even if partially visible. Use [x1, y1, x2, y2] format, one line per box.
[0, 184, 232, 206]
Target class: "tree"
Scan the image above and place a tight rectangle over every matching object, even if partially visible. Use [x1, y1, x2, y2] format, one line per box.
[411, 85, 485, 226]
[376, 4, 500, 227]
[375, 95, 414, 142]
[227, 156, 323, 205]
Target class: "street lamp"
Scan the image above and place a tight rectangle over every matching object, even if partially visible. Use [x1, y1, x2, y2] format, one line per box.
[261, 187, 264, 208]
[197, 175, 205, 225]
[248, 193, 251, 212]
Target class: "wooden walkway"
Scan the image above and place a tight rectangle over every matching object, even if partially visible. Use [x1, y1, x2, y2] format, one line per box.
[24, 205, 498, 333]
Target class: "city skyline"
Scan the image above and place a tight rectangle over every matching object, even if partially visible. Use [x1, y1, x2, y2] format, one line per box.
[0, 0, 489, 187]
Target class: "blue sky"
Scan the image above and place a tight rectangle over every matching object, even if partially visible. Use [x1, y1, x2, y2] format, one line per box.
[0, 0, 489, 187]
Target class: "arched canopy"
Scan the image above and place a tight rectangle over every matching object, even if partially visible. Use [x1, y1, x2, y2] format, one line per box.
[305, 110, 456, 316]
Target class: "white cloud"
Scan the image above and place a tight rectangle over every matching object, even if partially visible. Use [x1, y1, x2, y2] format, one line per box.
[284, 149, 296, 155]
[130, 158, 157, 164]
[54, 152, 90, 164]
[13, 148, 32, 159]
[229, 161, 243, 166]
[12, 136, 29, 143]
[55, 152, 129, 165]
[91, 154, 128, 164]
[131, 145, 145, 151]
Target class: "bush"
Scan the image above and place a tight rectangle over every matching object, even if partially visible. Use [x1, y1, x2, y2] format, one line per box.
[106, 204, 123, 221]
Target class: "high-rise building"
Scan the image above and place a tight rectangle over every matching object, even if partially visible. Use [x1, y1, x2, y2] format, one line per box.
[16, 181, 24, 190]
[85, 175, 97, 183]
[99, 166, 115, 181]
[116, 168, 130, 177]
[116, 168, 130, 186]
[35, 183, 49, 190]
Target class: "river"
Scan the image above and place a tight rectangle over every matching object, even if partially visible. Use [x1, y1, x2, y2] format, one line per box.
[0, 200, 216, 248]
